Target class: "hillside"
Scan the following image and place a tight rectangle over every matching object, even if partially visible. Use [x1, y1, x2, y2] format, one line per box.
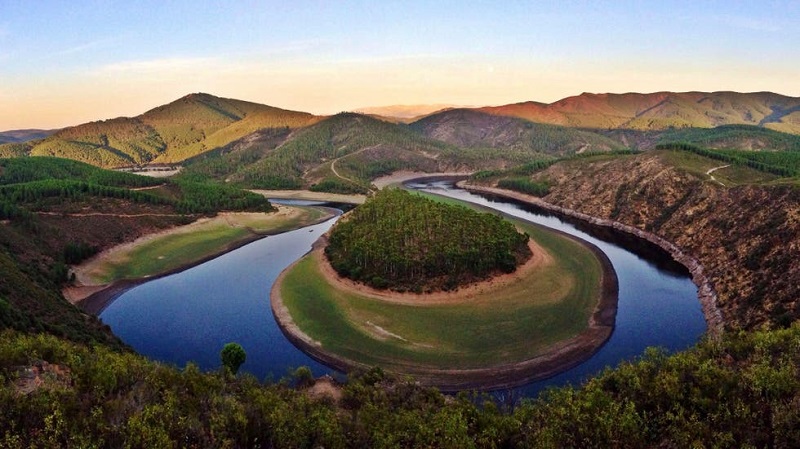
[14, 93, 316, 168]
[410, 108, 624, 156]
[185, 111, 627, 193]
[480, 91, 800, 133]
[187, 112, 471, 192]
[0, 157, 275, 347]
[656, 124, 800, 151]
[477, 150, 799, 329]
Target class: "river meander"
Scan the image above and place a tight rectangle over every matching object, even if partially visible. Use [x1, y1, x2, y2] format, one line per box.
[100, 184, 706, 395]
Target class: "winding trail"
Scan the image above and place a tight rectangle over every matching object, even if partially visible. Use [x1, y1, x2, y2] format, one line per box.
[329, 146, 377, 192]
[706, 164, 730, 186]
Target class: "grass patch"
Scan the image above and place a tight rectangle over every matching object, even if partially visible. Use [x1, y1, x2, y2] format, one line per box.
[281, 213, 603, 370]
[83, 206, 331, 284]
[657, 150, 778, 185]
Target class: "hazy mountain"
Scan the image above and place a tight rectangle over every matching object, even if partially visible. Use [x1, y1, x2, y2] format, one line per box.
[0, 129, 57, 144]
[479, 91, 800, 133]
[354, 104, 462, 121]
[15, 93, 316, 167]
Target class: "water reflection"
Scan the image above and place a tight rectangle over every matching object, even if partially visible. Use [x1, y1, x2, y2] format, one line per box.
[101, 181, 706, 396]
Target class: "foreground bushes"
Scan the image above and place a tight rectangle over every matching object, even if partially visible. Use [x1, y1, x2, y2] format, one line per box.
[1, 325, 798, 447]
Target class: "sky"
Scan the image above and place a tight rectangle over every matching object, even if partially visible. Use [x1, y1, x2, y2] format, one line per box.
[1, 0, 799, 130]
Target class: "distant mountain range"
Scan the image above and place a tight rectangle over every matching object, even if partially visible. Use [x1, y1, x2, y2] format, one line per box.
[477, 91, 800, 134]
[354, 104, 463, 122]
[2, 91, 800, 180]
[0, 129, 57, 144]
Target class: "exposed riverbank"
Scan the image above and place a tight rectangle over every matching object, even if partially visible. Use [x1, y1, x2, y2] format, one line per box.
[250, 189, 367, 204]
[460, 182, 724, 336]
[66, 205, 335, 314]
[270, 195, 619, 391]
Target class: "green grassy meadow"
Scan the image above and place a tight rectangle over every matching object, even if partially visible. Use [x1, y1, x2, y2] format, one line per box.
[85, 206, 330, 284]
[280, 214, 604, 370]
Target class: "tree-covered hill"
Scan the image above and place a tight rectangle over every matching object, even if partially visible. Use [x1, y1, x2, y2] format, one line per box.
[198, 112, 461, 191]
[8, 93, 316, 168]
[325, 189, 531, 291]
[410, 108, 625, 156]
[657, 124, 800, 151]
[184, 111, 601, 193]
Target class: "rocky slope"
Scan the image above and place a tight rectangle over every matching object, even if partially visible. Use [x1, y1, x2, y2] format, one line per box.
[513, 152, 798, 330]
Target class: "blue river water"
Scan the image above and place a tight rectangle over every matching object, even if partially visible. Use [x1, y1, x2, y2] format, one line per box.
[100, 185, 706, 395]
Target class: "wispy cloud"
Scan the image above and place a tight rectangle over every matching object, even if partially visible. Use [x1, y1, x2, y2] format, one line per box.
[97, 57, 219, 74]
[56, 37, 116, 56]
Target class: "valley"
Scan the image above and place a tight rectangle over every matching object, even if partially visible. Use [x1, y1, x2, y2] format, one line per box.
[1, 90, 799, 447]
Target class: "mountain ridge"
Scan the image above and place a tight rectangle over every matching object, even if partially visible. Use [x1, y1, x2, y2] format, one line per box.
[4, 90, 800, 173]
[7, 93, 317, 168]
[478, 91, 800, 133]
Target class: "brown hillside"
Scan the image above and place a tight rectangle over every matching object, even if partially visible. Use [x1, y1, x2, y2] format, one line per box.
[504, 152, 799, 330]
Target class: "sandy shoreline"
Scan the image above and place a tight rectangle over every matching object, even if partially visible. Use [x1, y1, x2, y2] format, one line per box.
[270, 204, 619, 391]
[251, 189, 367, 204]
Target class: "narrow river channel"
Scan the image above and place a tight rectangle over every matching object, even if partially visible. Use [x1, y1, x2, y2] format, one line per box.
[100, 184, 706, 396]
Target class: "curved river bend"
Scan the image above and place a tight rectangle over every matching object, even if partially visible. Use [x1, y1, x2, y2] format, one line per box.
[100, 186, 706, 395]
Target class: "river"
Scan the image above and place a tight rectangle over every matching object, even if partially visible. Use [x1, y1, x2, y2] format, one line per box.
[100, 184, 706, 395]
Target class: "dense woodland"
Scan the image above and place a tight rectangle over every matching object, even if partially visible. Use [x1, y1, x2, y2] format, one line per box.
[0, 157, 275, 218]
[0, 326, 797, 448]
[325, 189, 531, 292]
[655, 143, 798, 177]
[657, 124, 800, 152]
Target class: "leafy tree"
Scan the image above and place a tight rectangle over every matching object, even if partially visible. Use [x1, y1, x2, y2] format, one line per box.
[293, 366, 315, 388]
[220, 342, 246, 375]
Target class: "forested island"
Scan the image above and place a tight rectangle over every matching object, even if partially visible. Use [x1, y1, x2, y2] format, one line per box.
[325, 189, 531, 292]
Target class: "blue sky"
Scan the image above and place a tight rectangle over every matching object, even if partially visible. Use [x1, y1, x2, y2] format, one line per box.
[1, 0, 799, 129]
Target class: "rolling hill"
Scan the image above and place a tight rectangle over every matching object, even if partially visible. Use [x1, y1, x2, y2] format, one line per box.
[4, 91, 800, 184]
[8, 93, 316, 168]
[182, 110, 626, 192]
[203, 112, 460, 191]
[479, 91, 800, 133]
[410, 108, 624, 156]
